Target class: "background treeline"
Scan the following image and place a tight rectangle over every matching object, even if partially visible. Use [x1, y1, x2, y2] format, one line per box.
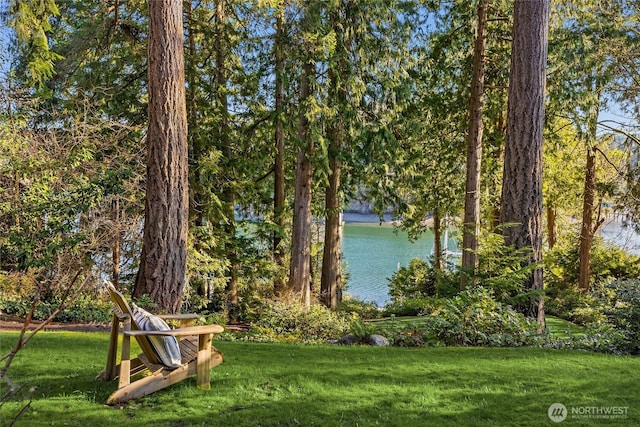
[1, 0, 640, 336]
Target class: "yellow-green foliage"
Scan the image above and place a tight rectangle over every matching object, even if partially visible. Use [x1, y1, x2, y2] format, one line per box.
[0, 270, 39, 300]
[250, 299, 351, 343]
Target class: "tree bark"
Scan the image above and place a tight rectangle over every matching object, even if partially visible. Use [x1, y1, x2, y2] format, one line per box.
[185, 0, 203, 228]
[461, 0, 488, 290]
[289, 57, 314, 307]
[214, 0, 239, 319]
[546, 205, 557, 249]
[112, 197, 120, 289]
[578, 147, 597, 291]
[432, 209, 443, 272]
[134, 0, 188, 313]
[578, 75, 602, 292]
[320, 5, 349, 309]
[500, 0, 549, 325]
[320, 157, 342, 309]
[273, 5, 287, 295]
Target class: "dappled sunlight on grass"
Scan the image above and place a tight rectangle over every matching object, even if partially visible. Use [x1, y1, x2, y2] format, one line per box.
[1, 332, 639, 426]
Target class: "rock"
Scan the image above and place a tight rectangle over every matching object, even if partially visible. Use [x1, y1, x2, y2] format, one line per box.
[336, 333, 360, 345]
[333, 333, 390, 346]
[368, 334, 390, 347]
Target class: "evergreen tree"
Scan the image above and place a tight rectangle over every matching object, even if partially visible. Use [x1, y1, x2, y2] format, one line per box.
[500, 0, 550, 324]
[133, 0, 189, 313]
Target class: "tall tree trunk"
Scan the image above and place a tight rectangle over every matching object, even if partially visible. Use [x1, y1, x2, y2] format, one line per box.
[320, 5, 349, 309]
[320, 157, 342, 309]
[185, 0, 203, 228]
[134, 0, 188, 314]
[578, 147, 597, 291]
[500, 0, 549, 326]
[432, 209, 443, 272]
[289, 56, 314, 307]
[461, 0, 488, 290]
[546, 205, 557, 249]
[578, 74, 602, 292]
[112, 197, 120, 289]
[214, 0, 238, 319]
[273, 4, 287, 295]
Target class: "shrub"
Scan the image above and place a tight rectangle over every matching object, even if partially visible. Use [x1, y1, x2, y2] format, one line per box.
[542, 279, 640, 355]
[434, 287, 539, 346]
[543, 233, 640, 326]
[544, 287, 605, 325]
[388, 258, 458, 301]
[349, 318, 379, 341]
[388, 258, 436, 299]
[545, 233, 640, 294]
[471, 229, 538, 307]
[541, 322, 630, 355]
[0, 295, 112, 323]
[338, 297, 381, 319]
[374, 287, 538, 348]
[593, 279, 640, 354]
[383, 296, 445, 317]
[249, 300, 351, 343]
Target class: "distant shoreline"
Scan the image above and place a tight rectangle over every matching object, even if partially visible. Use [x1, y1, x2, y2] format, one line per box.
[342, 212, 435, 227]
[342, 212, 391, 224]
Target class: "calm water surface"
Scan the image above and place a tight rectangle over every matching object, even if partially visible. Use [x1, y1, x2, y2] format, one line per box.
[342, 221, 457, 306]
[341, 215, 640, 307]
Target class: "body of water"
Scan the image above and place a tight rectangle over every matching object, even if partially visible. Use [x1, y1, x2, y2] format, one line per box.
[342, 214, 640, 307]
[342, 218, 458, 306]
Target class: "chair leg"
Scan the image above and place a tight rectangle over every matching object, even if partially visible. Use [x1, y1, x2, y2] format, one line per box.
[98, 314, 120, 381]
[107, 365, 191, 405]
[196, 333, 212, 389]
[106, 348, 223, 405]
[119, 334, 131, 388]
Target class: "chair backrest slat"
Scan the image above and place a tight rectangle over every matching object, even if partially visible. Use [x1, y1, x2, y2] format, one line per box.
[105, 282, 162, 365]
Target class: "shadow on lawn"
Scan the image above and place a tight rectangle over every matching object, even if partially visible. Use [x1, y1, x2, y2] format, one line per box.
[3, 333, 640, 426]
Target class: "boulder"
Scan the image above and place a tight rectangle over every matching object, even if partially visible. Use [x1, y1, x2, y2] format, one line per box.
[336, 333, 360, 345]
[368, 334, 390, 347]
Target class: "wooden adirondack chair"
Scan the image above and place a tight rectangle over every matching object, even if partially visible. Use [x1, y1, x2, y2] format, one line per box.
[97, 282, 224, 405]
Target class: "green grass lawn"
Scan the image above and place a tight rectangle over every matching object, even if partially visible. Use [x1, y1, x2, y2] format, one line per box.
[1, 331, 638, 426]
[545, 316, 586, 338]
[368, 315, 585, 338]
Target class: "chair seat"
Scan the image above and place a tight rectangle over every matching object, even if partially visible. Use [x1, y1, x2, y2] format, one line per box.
[98, 281, 225, 404]
[179, 336, 199, 364]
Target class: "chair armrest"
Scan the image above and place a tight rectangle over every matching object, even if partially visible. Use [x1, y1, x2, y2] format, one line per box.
[124, 324, 224, 337]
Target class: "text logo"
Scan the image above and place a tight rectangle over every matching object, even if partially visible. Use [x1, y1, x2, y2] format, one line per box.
[548, 403, 568, 423]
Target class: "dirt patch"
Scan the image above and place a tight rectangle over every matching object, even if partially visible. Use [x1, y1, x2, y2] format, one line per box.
[0, 315, 111, 333]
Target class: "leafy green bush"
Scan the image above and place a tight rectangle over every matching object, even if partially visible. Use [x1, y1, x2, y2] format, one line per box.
[593, 279, 640, 354]
[349, 318, 379, 341]
[388, 258, 436, 299]
[0, 295, 112, 323]
[338, 297, 381, 319]
[545, 234, 640, 295]
[435, 287, 539, 346]
[545, 235, 640, 327]
[542, 279, 640, 355]
[544, 286, 605, 325]
[249, 300, 351, 343]
[375, 287, 538, 348]
[541, 322, 630, 355]
[388, 258, 458, 301]
[383, 296, 445, 317]
[471, 229, 538, 307]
